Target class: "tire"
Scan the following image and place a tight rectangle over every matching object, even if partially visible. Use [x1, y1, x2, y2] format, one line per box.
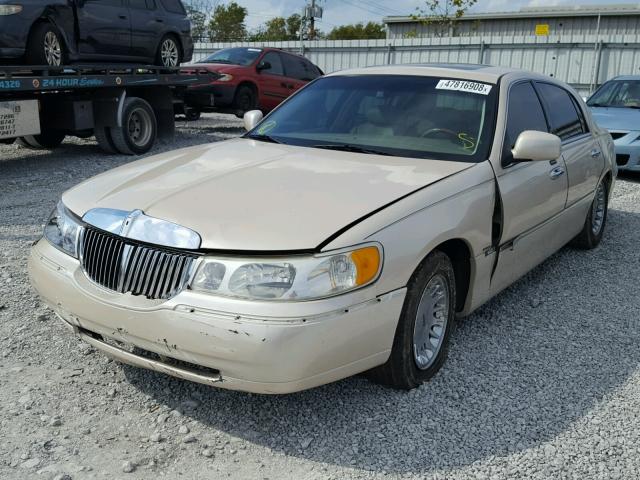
[367, 251, 457, 390]
[155, 35, 182, 67]
[183, 106, 201, 121]
[17, 131, 65, 149]
[94, 126, 119, 154]
[233, 85, 257, 117]
[570, 179, 609, 249]
[26, 22, 67, 66]
[110, 98, 157, 155]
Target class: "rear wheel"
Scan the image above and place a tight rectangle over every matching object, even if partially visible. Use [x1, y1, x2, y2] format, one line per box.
[156, 35, 181, 67]
[16, 131, 66, 149]
[109, 97, 157, 155]
[26, 23, 67, 66]
[183, 106, 201, 121]
[367, 251, 457, 389]
[570, 179, 608, 249]
[233, 85, 257, 117]
[94, 126, 119, 154]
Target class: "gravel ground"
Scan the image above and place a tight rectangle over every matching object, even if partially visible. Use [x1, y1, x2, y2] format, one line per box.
[1, 113, 640, 480]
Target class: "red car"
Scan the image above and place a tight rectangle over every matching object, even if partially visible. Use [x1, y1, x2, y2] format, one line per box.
[183, 47, 323, 118]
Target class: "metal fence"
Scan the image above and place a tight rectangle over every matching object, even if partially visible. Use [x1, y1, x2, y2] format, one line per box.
[193, 34, 640, 96]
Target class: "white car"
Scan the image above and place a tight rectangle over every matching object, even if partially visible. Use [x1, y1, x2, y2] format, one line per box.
[29, 64, 615, 394]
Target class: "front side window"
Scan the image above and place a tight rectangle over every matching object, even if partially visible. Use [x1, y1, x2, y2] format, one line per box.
[259, 52, 284, 76]
[588, 79, 640, 108]
[536, 83, 585, 141]
[198, 47, 262, 66]
[246, 75, 498, 162]
[503, 81, 548, 164]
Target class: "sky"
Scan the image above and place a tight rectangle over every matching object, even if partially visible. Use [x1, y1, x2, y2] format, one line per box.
[232, 0, 640, 30]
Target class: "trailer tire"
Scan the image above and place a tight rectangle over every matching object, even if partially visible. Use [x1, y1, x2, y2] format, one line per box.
[95, 127, 119, 154]
[17, 131, 66, 149]
[110, 98, 157, 155]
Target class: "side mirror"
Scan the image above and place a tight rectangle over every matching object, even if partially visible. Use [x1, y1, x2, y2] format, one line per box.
[512, 130, 561, 162]
[243, 110, 263, 132]
[256, 61, 271, 72]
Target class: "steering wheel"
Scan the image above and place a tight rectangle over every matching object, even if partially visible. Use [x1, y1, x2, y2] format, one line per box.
[421, 128, 460, 141]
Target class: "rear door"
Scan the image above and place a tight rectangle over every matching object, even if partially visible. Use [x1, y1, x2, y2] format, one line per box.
[128, 0, 164, 60]
[535, 82, 604, 206]
[490, 80, 569, 293]
[256, 51, 290, 110]
[76, 0, 132, 58]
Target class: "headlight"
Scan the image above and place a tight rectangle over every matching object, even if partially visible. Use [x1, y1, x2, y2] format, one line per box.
[44, 201, 82, 258]
[191, 244, 382, 301]
[216, 74, 234, 82]
[0, 5, 22, 15]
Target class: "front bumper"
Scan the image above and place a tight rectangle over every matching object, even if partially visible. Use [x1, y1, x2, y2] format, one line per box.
[610, 131, 640, 172]
[186, 83, 236, 109]
[28, 239, 405, 394]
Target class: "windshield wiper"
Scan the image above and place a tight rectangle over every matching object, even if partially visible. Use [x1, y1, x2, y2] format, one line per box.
[247, 134, 283, 144]
[312, 144, 392, 156]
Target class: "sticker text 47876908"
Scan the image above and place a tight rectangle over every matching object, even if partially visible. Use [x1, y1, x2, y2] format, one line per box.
[436, 79, 492, 95]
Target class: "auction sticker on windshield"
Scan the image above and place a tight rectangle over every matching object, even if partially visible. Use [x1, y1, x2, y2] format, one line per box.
[436, 79, 492, 95]
[0, 100, 40, 140]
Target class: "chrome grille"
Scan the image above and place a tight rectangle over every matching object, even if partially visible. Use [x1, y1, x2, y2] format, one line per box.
[81, 227, 197, 300]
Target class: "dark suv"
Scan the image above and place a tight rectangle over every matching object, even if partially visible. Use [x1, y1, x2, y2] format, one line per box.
[0, 0, 193, 66]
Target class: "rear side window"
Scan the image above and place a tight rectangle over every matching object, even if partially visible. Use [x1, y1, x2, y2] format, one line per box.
[160, 0, 185, 14]
[130, 0, 155, 9]
[503, 81, 548, 163]
[282, 54, 318, 81]
[536, 83, 585, 141]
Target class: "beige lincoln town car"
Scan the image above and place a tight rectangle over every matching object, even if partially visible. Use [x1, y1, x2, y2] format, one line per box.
[29, 65, 616, 394]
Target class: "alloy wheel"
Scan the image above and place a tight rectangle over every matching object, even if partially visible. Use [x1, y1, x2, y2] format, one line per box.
[161, 39, 179, 67]
[44, 32, 62, 66]
[591, 182, 606, 235]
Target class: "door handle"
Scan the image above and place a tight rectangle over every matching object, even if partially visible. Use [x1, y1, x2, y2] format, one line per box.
[118, 14, 127, 19]
[155, 18, 164, 23]
[549, 166, 565, 180]
[591, 149, 602, 157]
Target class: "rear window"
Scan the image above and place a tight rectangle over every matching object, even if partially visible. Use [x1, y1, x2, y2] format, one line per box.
[536, 83, 585, 141]
[160, 0, 185, 14]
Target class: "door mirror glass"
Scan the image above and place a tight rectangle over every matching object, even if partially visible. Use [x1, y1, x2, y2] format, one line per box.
[243, 110, 263, 131]
[512, 130, 561, 162]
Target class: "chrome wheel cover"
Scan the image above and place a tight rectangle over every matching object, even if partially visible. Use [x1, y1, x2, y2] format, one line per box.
[161, 39, 179, 67]
[413, 274, 449, 370]
[591, 182, 606, 235]
[127, 108, 152, 147]
[44, 32, 62, 66]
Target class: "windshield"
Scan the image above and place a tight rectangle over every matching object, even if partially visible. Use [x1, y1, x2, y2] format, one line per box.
[588, 80, 640, 108]
[246, 75, 497, 162]
[198, 47, 262, 66]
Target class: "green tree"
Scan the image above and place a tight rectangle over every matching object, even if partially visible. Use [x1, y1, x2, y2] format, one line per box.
[185, 4, 208, 40]
[412, 0, 478, 36]
[250, 14, 302, 41]
[208, 1, 247, 42]
[327, 22, 386, 40]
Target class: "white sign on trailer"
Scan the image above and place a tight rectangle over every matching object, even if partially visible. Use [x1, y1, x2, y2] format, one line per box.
[0, 100, 40, 140]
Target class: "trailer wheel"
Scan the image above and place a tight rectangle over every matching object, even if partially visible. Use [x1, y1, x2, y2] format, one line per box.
[95, 127, 119, 154]
[17, 131, 66, 149]
[110, 98, 157, 155]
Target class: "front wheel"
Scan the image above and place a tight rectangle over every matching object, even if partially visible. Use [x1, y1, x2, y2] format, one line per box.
[367, 251, 457, 390]
[570, 179, 608, 249]
[233, 85, 257, 117]
[26, 23, 67, 66]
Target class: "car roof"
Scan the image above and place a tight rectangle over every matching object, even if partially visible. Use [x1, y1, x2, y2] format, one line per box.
[609, 75, 640, 81]
[327, 63, 552, 84]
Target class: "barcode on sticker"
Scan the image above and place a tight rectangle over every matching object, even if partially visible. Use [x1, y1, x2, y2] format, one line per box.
[436, 79, 492, 95]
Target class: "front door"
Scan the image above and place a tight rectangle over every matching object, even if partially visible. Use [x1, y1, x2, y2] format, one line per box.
[76, 0, 131, 58]
[490, 80, 569, 294]
[256, 52, 290, 111]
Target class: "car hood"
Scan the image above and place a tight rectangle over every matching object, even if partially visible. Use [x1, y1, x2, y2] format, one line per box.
[63, 139, 474, 251]
[590, 106, 640, 131]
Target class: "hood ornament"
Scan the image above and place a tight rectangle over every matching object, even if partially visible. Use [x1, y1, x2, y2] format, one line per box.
[82, 208, 201, 250]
